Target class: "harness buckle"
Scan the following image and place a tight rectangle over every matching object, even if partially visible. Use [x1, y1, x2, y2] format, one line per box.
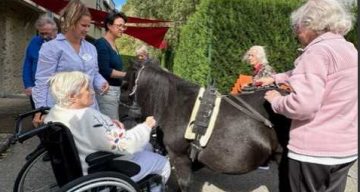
[190, 141, 202, 162]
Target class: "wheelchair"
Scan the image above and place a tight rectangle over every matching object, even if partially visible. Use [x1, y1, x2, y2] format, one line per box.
[13, 107, 164, 192]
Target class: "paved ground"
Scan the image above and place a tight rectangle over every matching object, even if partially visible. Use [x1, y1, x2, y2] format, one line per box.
[0, 96, 357, 192]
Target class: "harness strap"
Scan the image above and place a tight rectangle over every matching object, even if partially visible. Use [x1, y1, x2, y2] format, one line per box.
[222, 95, 273, 128]
[129, 65, 145, 96]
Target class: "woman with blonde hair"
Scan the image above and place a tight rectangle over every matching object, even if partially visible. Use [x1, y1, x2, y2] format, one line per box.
[32, 0, 109, 121]
[257, 0, 357, 191]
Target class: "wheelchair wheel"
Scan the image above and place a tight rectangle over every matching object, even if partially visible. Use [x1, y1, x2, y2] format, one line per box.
[13, 147, 58, 192]
[59, 171, 139, 192]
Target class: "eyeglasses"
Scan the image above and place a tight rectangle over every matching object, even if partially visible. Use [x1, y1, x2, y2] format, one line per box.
[113, 23, 127, 30]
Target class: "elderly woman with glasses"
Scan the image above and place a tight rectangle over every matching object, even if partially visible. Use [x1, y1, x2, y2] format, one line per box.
[257, 0, 357, 191]
[45, 71, 171, 191]
[94, 11, 128, 120]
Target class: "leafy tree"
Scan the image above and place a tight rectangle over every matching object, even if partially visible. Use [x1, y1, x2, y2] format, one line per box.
[119, 0, 201, 70]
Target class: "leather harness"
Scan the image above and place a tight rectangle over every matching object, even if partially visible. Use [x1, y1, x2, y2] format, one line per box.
[186, 86, 274, 162]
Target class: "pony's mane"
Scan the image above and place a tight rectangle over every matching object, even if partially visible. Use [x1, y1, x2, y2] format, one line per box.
[135, 63, 198, 120]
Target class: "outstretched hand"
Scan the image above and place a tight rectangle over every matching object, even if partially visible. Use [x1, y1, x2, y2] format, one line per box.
[264, 90, 281, 103]
[255, 77, 275, 87]
[144, 116, 156, 129]
[112, 119, 125, 129]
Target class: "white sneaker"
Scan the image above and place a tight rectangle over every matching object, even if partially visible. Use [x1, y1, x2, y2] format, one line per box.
[258, 165, 270, 170]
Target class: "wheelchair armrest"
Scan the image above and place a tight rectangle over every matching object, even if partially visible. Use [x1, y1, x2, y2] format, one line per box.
[85, 151, 122, 166]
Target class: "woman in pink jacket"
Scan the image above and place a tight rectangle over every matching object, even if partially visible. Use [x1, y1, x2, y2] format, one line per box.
[257, 0, 357, 191]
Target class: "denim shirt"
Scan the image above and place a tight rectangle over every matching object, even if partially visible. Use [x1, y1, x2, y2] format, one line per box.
[32, 33, 106, 109]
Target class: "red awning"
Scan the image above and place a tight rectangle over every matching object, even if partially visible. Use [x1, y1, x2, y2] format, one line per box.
[125, 27, 169, 49]
[88, 7, 170, 24]
[30, 0, 170, 48]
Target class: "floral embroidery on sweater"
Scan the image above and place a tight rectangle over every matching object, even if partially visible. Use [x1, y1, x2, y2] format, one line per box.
[93, 115, 127, 152]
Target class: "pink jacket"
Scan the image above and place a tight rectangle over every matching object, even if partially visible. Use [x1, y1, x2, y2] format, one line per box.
[272, 32, 358, 157]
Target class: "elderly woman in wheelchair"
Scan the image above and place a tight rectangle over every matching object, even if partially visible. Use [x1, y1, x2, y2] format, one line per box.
[44, 71, 170, 191]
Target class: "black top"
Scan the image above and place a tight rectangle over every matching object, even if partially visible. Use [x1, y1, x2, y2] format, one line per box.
[94, 37, 123, 86]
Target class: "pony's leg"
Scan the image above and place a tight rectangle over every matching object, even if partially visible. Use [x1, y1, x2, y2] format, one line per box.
[167, 151, 192, 192]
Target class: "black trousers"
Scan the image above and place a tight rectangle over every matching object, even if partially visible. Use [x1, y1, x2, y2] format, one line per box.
[288, 158, 355, 192]
[29, 96, 35, 109]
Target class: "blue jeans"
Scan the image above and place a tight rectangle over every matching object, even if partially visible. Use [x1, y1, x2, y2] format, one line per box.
[96, 86, 120, 120]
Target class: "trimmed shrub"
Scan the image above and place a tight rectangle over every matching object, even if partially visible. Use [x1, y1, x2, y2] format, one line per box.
[121, 54, 136, 70]
[173, 0, 357, 93]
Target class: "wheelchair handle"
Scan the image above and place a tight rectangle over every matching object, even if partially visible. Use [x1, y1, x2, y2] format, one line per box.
[16, 123, 51, 143]
[17, 107, 50, 119]
[13, 107, 50, 144]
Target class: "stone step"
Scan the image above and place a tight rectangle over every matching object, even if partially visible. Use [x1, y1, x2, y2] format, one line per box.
[0, 133, 14, 156]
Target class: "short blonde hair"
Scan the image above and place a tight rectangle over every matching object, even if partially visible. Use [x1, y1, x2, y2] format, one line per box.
[242, 45, 269, 65]
[60, 0, 91, 33]
[290, 0, 354, 35]
[49, 71, 90, 107]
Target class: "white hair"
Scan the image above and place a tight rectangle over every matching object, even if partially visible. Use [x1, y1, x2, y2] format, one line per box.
[135, 45, 149, 56]
[35, 15, 57, 31]
[242, 45, 269, 65]
[290, 0, 354, 35]
[49, 71, 90, 107]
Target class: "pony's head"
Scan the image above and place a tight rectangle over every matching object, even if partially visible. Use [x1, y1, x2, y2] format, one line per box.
[122, 59, 169, 119]
[123, 59, 162, 101]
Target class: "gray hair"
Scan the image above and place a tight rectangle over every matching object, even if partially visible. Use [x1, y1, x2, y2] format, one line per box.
[35, 15, 57, 31]
[49, 71, 90, 108]
[242, 45, 269, 65]
[135, 45, 149, 56]
[290, 0, 354, 35]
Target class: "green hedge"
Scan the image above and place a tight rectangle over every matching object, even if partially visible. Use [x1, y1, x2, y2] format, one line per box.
[121, 54, 136, 70]
[173, 0, 357, 93]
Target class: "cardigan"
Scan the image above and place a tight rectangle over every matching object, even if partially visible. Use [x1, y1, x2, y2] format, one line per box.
[271, 32, 357, 157]
[94, 37, 124, 86]
[45, 105, 151, 175]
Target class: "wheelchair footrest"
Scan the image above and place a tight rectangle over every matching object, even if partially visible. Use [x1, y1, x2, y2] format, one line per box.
[137, 174, 162, 191]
